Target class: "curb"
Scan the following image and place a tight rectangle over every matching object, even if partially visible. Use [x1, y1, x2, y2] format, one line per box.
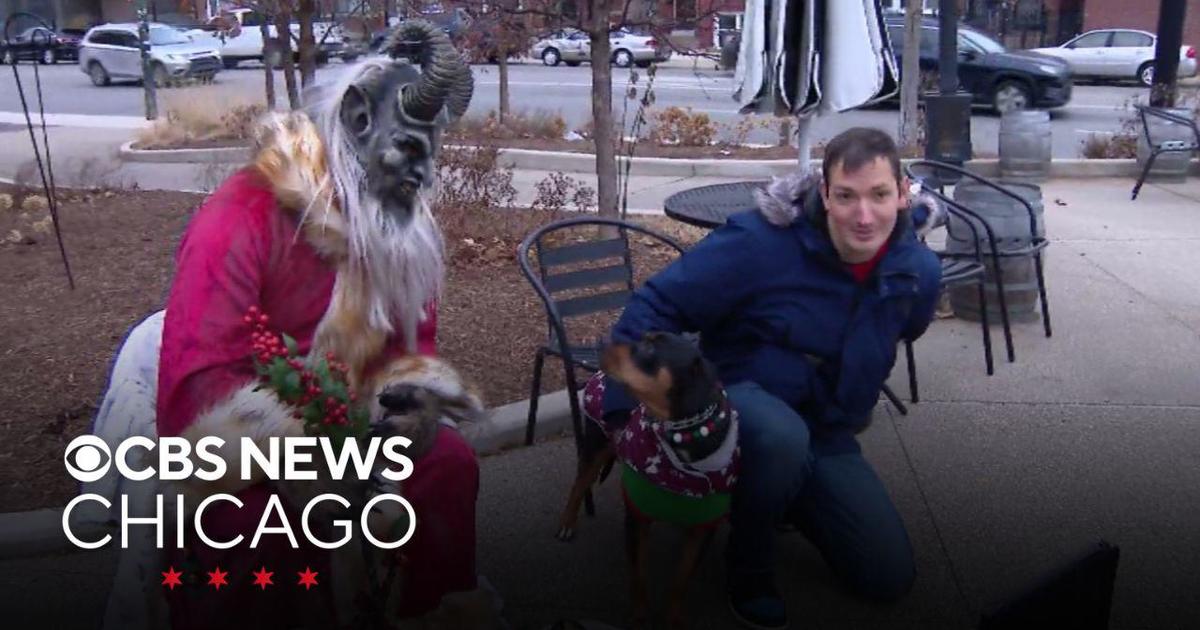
[117, 140, 1200, 179]
[118, 140, 252, 164]
[0, 388, 577, 559]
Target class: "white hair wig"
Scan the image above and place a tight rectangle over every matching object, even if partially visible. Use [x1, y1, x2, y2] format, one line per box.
[301, 58, 446, 352]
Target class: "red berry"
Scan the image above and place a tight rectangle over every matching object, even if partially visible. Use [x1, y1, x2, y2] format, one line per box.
[259, 314, 269, 325]
[243, 315, 253, 324]
[248, 305, 260, 315]
[349, 392, 358, 402]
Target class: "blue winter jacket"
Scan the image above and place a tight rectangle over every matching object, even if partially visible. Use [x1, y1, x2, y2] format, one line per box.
[604, 173, 943, 454]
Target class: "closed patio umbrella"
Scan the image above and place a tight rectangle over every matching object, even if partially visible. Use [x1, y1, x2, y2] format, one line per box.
[733, 0, 900, 170]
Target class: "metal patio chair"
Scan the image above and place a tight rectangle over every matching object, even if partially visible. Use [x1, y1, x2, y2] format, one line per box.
[518, 217, 685, 515]
[1131, 105, 1200, 201]
[902, 160, 1054, 403]
[901, 186, 998, 404]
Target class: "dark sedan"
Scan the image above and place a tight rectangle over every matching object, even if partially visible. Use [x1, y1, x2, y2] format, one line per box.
[1, 26, 82, 64]
[886, 18, 1073, 113]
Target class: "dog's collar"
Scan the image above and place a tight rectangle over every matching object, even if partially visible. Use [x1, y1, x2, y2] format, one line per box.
[659, 390, 731, 445]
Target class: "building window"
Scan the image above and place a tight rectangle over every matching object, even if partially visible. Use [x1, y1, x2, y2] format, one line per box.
[675, 0, 697, 24]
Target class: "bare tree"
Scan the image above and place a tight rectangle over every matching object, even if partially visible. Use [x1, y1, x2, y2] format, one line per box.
[456, 0, 721, 217]
[259, 20, 278, 109]
[897, 0, 922, 152]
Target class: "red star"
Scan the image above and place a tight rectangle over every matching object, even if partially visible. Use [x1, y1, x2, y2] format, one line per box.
[252, 566, 274, 590]
[207, 566, 229, 591]
[297, 566, 319, 590]
[161, 566, 183, 590]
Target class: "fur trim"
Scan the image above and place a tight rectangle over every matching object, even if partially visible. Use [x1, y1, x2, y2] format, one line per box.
[253, 111, 350, 262]
[174, 383, 302, 500]
[911, 190, 948, 238]
[755, 170, 822, 227]
[251, 111, 390, 387]
[367, 355, 483, 459]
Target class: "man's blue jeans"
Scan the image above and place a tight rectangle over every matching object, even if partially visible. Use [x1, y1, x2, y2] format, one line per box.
[725, 381, 915, 602]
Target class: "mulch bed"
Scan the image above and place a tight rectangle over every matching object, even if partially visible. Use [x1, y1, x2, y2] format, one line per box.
[0, 183, 705, 512]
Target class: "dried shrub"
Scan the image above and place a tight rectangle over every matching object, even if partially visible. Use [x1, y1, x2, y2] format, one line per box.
[1079, 95, 1139, 159]
[531, 172, 596, 214]
[718, 115, 773, 148]
[648, 106, 717, 147]
[135, 88, 265, 149]
[446, 109, 567, 142]
[1081, 133, 1137, 159]
[435, 146, 562, 267]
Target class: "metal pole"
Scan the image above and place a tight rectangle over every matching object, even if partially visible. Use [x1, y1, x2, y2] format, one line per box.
[138, 4, 157, 120]
[937, 0, 958, 94]
[1150, 0, 1187, 108]
[795, 115, 812, 176]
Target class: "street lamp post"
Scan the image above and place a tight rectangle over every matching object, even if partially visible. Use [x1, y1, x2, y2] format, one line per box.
[923, 0, 972, 181]
[137, 4, 157, 120]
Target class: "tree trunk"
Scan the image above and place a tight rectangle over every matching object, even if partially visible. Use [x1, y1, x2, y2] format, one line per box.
[498, 44, 510, 123]
[898, 0, 922, 151]
[297, 0, 317, 88]
[260, 21, 277, 110]
[274, 10, 301, 109]
[589, 8, 618, 217]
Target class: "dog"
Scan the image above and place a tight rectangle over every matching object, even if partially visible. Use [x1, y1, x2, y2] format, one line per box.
[557, 331, 739, 630]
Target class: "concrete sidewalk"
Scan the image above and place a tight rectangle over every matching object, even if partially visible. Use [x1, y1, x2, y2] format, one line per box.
[3, 125, 1200, 628]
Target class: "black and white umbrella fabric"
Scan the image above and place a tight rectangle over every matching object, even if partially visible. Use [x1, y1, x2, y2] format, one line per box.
[734, 0, 900, 116]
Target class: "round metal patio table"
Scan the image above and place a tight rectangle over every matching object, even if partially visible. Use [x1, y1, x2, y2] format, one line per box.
[663, 180, 771, 229]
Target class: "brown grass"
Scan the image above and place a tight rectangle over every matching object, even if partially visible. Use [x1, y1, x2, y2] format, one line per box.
[446, 109, 568, 142]
[133, 87, 266, 150]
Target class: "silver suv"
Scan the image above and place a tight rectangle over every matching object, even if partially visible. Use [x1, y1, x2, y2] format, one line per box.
[79, 23, 222, 87]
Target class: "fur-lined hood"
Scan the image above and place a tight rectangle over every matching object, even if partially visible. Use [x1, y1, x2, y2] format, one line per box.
[752, 169, 946, 239]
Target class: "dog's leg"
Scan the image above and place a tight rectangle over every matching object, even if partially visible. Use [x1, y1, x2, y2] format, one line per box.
[625, 505, 653, 629]
[666, 526, 714, 630]
[556, 443, 613, 541]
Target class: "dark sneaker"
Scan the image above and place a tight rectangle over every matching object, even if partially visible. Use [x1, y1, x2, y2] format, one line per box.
[728, 577, 788, 629]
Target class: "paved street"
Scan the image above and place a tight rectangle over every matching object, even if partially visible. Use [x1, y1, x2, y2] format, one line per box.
[0, 59, 1151, 158]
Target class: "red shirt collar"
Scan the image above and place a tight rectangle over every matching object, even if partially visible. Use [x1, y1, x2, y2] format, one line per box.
[845, 241, 890, 283]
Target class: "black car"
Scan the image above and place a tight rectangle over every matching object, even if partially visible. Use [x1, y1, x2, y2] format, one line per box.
[0, 26, 82, 64]
[885, 18, 1073, 113]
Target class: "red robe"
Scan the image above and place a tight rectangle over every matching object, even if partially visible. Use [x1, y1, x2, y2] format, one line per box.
[156, 167, 478, 627]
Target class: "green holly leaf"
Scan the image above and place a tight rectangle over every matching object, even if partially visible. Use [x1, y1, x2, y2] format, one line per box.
[279, 370, 301, 400]
[282, 333, 298, 357]
[267, 358, 291, 393]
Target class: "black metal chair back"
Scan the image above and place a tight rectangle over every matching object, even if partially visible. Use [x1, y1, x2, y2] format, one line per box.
[907, 160, 1052, 345]
[517, 216, 685, 517]
[1131, 105, 1200, 200]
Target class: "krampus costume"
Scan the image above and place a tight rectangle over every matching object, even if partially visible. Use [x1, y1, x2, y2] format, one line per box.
[85, 22, 494, 630]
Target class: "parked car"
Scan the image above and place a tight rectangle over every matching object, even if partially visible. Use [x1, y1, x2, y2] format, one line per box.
[187, 8, 349, 69]
[885, 17, 1073, 113]
[1030, 29, 1197, 87]
[531, 27, 671, 68]
[0, 26, 82, 64]
[78, 23, 222, 87]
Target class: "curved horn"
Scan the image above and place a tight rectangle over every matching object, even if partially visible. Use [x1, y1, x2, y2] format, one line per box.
[383, 20, 470, 123]
[444, 60, 474, 122]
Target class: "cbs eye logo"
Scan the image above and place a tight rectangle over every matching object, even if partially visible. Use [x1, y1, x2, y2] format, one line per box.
[64, 436, 113, 483]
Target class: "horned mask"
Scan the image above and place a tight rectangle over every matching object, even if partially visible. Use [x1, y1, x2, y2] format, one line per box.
[328, 20, 473, 225]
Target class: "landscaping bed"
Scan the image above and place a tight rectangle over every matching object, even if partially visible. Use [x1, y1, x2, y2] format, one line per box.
[0, 182, 705, 512]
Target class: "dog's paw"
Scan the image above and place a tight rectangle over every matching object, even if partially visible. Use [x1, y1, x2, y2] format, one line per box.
[555, 523, 576, 542]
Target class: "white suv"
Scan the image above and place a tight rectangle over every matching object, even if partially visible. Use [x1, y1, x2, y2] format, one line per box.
[78, 23, 222, 87]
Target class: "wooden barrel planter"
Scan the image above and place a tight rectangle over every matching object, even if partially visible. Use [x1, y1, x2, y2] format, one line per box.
[945, 180, 1046, 323]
